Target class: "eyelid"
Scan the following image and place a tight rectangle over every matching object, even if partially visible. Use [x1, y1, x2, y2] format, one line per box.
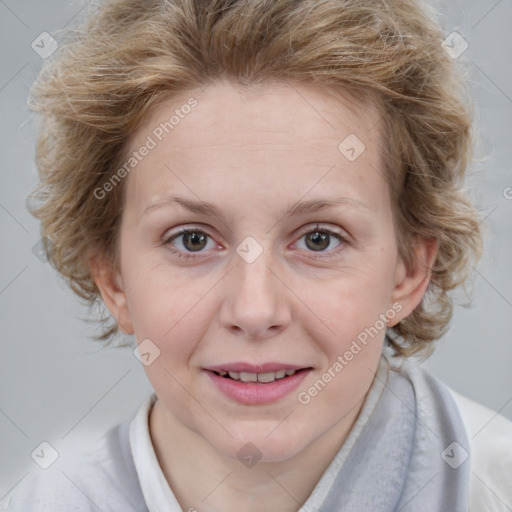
[162, 225, 216, 244]
[296, 223, 348, 240]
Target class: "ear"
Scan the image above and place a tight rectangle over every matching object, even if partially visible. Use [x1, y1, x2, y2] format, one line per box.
[89, 256, 134, 335]
[388, 237, 438, 327]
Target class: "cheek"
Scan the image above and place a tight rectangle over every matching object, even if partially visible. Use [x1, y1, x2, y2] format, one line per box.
[302, 265, 393, 381]
[313, 265, 394, 333]
[119, 232, 204, 333]
[122, 262, 222, 380]
[128, 275, 210, 344]
[297, 280, 387, 411]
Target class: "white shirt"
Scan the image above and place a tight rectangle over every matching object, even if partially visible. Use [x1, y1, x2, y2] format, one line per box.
[450, 390, 512, 511]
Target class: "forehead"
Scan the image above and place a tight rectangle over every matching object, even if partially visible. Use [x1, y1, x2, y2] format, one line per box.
[123, 79, 386, 217]
[134, 78, 380, 150]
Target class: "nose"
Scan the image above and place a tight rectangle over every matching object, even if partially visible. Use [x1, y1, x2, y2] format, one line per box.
[219, 245, 291, 341]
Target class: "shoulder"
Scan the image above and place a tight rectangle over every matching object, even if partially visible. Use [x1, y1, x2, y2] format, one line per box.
[448, 388, 512, 512]
[1, 421, 148, 512]
[385, 353, 512, 511]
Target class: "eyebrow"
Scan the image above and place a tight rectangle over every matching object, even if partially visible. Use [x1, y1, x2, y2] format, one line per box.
[142, 196, 371, 222]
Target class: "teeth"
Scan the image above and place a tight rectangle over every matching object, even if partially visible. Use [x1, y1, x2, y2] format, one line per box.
[240, 372, 258, 382]
[218, 369, 298, 382]
[257, 372, 276, 383]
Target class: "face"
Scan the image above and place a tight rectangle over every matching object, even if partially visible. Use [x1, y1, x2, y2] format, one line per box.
[96, 79, 427, 463]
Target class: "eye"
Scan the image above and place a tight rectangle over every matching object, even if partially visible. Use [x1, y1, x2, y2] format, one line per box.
[294, 224, 347, 256]
[163, 224, 348, 261]
[163, 227, 218, 259]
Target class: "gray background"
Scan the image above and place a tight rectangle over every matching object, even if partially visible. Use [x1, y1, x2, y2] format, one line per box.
[1, 0, 511, 501]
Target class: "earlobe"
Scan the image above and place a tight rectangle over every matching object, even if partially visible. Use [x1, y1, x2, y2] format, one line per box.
[89, 256, 134, 335]
[389, 237, 438, 327]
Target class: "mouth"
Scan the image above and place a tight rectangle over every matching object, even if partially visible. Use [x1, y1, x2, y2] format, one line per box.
[204, 363, 313, 405]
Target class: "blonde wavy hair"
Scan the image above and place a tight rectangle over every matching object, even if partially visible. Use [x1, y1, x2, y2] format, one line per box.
[28, 0, 483, 358]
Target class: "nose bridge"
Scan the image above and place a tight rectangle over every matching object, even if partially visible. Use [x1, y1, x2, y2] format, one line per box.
[220, 237, 290, 339]
[235, 237, 281, 306]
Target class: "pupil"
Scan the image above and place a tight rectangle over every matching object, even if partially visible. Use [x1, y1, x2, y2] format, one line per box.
[184, 231, 207, 251]
[306, 231, 329, 251]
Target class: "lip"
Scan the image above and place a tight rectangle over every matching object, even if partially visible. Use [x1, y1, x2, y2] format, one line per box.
[206, 362, 306, 373]
[205, 367, 312, 405]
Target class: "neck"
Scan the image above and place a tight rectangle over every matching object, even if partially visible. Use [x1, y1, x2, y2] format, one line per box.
[149, 397, 366, 512]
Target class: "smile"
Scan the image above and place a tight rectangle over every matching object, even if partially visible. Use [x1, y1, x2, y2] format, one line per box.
[205, 365, 312, 405]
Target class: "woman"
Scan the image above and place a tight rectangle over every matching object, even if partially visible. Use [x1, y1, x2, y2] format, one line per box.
[5, 0, 511, 510]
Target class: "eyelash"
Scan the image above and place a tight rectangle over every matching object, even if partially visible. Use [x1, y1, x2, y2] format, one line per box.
[163, 224, 348, 261]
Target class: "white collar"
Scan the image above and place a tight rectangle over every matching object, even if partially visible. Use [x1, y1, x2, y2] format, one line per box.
[129, 393, 183, 511]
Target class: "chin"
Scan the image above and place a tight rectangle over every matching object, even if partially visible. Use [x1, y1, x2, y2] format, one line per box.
[205, 422, 315, 464]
